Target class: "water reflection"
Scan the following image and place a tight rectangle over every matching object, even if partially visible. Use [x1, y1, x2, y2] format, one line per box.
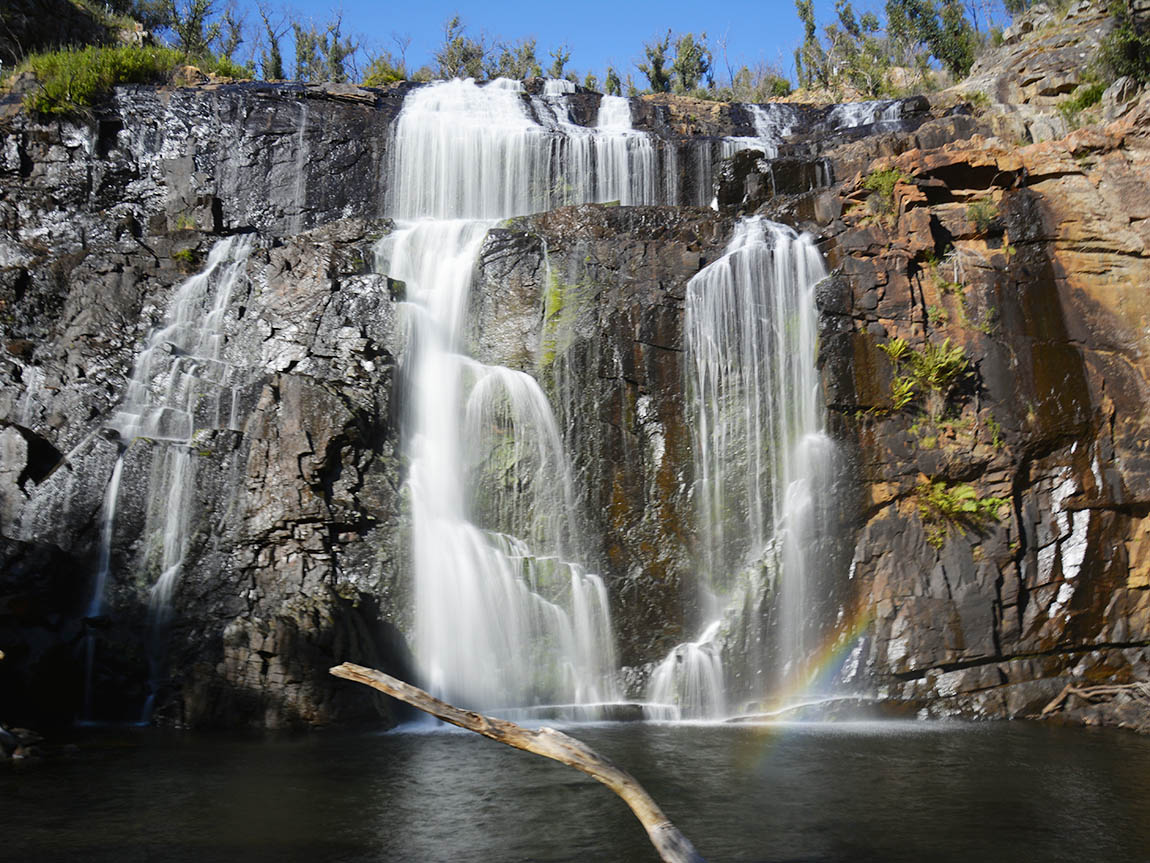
[4, 723, 1149, 862]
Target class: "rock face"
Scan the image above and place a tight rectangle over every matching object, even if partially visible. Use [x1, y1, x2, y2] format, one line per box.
[1, 6, 1147, 731]
[802, 95, 1150, 725]
[472, 206, 731, 665]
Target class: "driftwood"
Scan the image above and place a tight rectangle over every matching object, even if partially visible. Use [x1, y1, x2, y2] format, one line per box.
[330, 662, 705, 863]
[1041, 681, 1150, 716]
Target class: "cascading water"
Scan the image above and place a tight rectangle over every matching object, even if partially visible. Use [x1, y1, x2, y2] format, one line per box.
[648, 217, 832, 718]
[387, 78, 660, 220]
[592, 95, 656, 204]
[69, 81, 865, 724]
[105, 235, 253, 717]
[820, 99, 903, 131]
[646, 620, 726, 718]
[80, 454, 124, 721]
[380, 78, 681, 713]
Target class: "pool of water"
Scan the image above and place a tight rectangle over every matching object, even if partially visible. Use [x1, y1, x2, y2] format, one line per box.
[5, 720, 1149, 862]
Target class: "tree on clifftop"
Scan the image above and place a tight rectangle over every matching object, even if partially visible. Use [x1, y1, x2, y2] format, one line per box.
[671, 32, 712, 92]
[637, 30, 672, 92]
[434, 16, 487, 79]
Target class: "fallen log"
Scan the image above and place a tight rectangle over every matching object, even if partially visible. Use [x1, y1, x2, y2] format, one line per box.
[330, 662, 705, 863]
[1041, 681, 1150, 715]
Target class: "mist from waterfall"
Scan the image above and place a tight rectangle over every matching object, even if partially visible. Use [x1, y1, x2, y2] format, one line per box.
[648, 217, 832, 718]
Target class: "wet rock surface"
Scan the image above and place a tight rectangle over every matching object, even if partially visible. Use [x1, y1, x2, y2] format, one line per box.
[474, 205, 731, 665]
[1, 10, 1148, 731]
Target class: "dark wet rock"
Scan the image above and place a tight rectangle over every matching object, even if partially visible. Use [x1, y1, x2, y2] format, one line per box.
[2, 16, 1149, 730]
[474, 205, 731, 665]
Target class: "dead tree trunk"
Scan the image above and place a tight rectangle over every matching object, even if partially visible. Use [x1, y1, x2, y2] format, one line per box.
[330, 662, 705, 863]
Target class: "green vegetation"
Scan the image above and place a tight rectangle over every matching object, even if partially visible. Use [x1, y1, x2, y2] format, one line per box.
[913, 337, 970, 394]
[878, 336, 912, 364]
[172, 247, 199, 271]
[19, 44, 185, 116]
[879, 335, 971, 416]
[916, 479, 1008, 549]
[966, 198, 999, 235]
[922, 248, 998, 335]
[985, 414, 1003, 449]
[962, 90, 991, 112]
[540, 273, 590, 367]
[1057, 81, 1105, 126]
[890, 375, 917, 410]
[434, 16, 489, 79]
[1097, 0, 1150, 85]
[4, 0, 1066, 107]
[638, 31, 674, 93]
[966, 304, 998, 336]
[863, 167, 909, 217]
[362, 54, 406, 87]
[794, 0, 997, 98]
[293, 18, 356, 83]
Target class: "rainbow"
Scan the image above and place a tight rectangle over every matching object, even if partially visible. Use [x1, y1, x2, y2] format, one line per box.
[741, 602, 875, 720]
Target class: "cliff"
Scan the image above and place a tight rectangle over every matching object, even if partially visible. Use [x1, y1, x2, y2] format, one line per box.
[1, 3, 1147, 732]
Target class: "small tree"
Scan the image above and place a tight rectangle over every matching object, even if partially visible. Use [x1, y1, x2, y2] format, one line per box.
[604, 65, 622, 95]
[216, 5, 243, 61]
[637, 30, 672, 92]
[322, 17, 356, 83]
[935, 0, 975, 78]
[794, 0, 828, 89]
[434, 16, 487, 79]
[547, 44, 570, 78]
[166, 0, 221, 57]
[823, 1, 892, 96]
[886, 0, 941, 67]
[257, 5, 285, 80]
[293, 22, 320, 81]
[486, 37, 542, 79]
[1097, 0, 1150, 85]
[363, 51, 406, 85]
[671, 32, 711, 92]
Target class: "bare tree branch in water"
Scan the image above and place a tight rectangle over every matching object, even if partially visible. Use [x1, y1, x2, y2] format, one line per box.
[329, 662, 705, 863]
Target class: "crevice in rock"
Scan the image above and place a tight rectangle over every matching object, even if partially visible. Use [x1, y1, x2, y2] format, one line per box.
[11, 424, 63, 488]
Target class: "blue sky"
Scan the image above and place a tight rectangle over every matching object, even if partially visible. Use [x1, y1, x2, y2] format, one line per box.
[266, 0, 1015, 85]
[271, 0, 872, 83]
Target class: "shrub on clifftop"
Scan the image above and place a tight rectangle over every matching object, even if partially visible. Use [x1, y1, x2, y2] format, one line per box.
[17, 43, 250, 116]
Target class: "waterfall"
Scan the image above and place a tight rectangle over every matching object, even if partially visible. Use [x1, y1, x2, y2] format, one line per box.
[81, 454, 124, 721]
[380, 78, 650, 712]
[291, 100, 309, 233]
[542, 79, 576, 96]
[820, 99, 903, 131]
[648, 217, 832, 717]
[387, 78, 661, 220]
[593, 95, 656, 204]
[647, 620, 726, 719]
[107, 236, 252, 716]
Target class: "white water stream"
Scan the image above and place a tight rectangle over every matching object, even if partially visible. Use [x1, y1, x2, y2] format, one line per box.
[70, 81, 886, 723]
[648, 217, 831, 717]
[381, 78, 677, 712]
[91, 236, 252, 717]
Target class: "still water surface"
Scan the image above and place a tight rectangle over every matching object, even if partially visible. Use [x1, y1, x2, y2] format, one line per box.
[5, 720, 1149, 863]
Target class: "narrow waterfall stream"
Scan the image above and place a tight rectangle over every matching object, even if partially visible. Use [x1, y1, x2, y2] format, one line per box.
[649, 217, 832, 718]
[85, 236, 253, 718]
